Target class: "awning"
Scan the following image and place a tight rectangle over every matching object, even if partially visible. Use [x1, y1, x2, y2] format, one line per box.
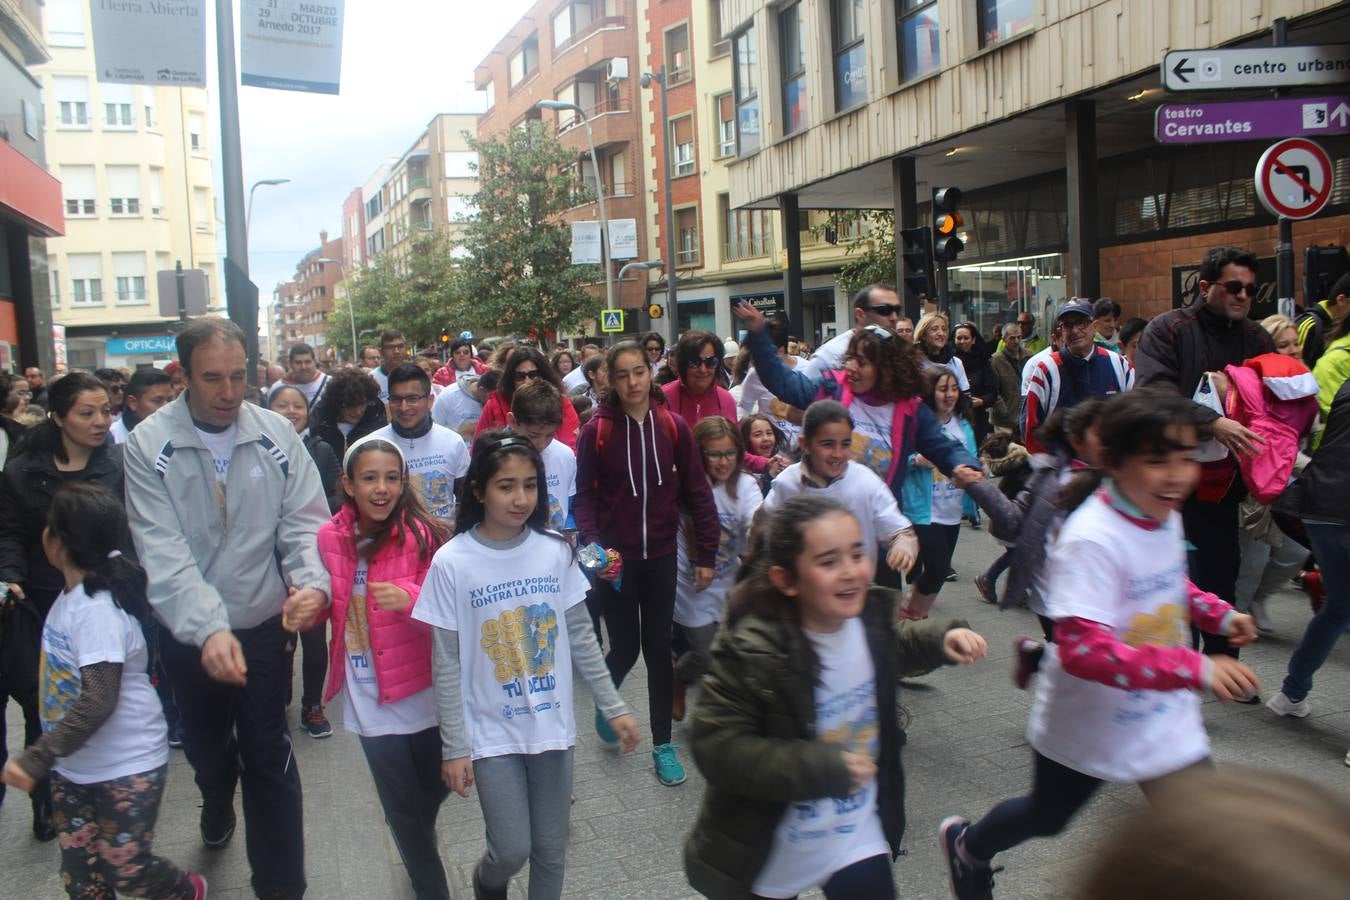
[0, 142, 64, 237]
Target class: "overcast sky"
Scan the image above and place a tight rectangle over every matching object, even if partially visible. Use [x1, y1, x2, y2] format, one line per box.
[226, 0, 532, 314]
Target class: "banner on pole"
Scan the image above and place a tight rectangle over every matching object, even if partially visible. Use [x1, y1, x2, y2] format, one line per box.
[608, 219, 638, 260]
[240, 0, 346, 94]
[90, 0, 206, 87]
[571, 221, 602, 265]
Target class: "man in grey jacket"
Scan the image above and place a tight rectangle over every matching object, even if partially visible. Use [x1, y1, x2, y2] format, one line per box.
[125, 318, 330, 900]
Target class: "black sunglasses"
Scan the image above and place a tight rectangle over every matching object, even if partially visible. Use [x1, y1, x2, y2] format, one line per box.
[514, 369, 543, 382]
[686, 355, 719, 370]
[1217, 280, 1260, 298]
[867, 303, 903, 317]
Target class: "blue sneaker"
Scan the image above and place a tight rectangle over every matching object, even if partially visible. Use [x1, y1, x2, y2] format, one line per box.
[594, 708, 618, 745]
[652, 743, 687, 786]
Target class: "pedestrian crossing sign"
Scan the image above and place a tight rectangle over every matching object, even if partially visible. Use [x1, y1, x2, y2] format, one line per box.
[601, 309, 624, 333]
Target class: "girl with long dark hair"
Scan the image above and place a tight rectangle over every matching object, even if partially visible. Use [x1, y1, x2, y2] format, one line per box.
[475, 347, 581, 448]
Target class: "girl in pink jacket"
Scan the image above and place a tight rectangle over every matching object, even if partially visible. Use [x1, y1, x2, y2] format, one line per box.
[315, 435, 450, 900]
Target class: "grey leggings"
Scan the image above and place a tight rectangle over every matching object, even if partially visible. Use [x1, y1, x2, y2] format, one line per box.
[474, 749, 574, 900]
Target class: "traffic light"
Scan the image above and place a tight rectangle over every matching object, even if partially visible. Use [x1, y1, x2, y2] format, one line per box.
[899, 226, 934, 311]
[932, 187, 964, 262]
[440, 329, 450, 346]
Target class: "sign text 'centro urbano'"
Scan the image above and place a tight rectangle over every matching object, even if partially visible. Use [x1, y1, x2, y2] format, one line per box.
[1162, 44, 1350, 92]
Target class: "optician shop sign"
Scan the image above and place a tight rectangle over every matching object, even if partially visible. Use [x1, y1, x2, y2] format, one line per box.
[107, 336, 177, 356]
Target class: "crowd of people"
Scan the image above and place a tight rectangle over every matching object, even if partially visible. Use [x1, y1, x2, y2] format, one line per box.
[0, 242, 1347, 899]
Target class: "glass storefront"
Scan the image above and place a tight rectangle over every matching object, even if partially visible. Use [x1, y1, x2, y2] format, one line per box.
[946, 253, 1065, 341]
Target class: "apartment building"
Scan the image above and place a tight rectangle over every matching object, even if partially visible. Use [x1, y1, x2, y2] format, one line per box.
[0, 0, 60, 373]
[36, 0, 218, 370]
[475, 0, 650, 330]
[274, 231, 343, 354]
[717, 0, 1350, 336]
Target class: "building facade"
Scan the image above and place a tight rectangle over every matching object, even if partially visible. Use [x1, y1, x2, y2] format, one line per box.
[0, 0, 61, 374]
[475, 0, 651, 333]
[36, 0, 218, 370]
[274, 231, 344, 355]
[715, 0, 1350, 339]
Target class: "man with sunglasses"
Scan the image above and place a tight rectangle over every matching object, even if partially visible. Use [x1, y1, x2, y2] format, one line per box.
[1136, 245, 1275, 662]
[802, 283, 906, 378]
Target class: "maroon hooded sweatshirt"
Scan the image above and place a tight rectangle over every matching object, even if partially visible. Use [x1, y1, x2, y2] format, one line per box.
[574, 400, 720, 568]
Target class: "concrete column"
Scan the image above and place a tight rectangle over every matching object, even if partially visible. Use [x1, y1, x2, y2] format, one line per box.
[781, 192, 804, 338]
[892, 155, 920, 322]
[1065, 99, 1100, 298]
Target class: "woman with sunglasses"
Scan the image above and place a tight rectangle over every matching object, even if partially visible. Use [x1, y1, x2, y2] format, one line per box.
[661, 332, 739, 428]
[474, 346, 581, 449]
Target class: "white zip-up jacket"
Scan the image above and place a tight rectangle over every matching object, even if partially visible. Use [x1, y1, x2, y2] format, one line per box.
[124, 393, 331, 647]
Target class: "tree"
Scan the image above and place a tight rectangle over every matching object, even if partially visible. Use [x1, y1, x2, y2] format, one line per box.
[828, 210, 897, 299]
[326, 231, 458, 353]
[451, 122, 600, 342]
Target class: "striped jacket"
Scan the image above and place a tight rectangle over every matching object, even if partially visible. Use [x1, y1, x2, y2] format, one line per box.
[1021, 346, 1133, 454]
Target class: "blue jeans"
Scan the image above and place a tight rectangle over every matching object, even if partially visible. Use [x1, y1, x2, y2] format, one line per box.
[1281, 523, 1350, 702]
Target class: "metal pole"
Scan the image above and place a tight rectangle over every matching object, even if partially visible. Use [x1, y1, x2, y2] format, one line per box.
[1272, 17, 1296, 318]
[658, 68, 677, 345]
[215, 0, 254, 382]
[175, 259, 187, 321]
[344, 264, 357, 362]
[582, 116, 614, 314]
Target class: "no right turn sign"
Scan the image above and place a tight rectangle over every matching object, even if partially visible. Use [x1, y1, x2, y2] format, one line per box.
[1254, 138, 1335, 220]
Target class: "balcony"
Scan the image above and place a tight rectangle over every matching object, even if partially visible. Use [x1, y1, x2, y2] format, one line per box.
[556, 96, 633, 154]
[552, 12, 628, 62]
[724, 232, 774, 262]
[409, 176, 432, 204]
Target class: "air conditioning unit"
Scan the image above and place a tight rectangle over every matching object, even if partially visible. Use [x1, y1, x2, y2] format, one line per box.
[606, 58, 628, 82]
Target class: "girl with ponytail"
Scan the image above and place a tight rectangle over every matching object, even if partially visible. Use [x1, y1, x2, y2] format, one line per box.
[1, 481, 206, 899]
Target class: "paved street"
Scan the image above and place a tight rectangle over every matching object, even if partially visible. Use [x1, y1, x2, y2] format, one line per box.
[5, 526, 1349, 899]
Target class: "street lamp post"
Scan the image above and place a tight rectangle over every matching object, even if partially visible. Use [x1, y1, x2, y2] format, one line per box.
[246, 178, 290, 234]
[639, 68, 677, 346]
[317, 257, 355, 362]
[536, 100, 615, 319]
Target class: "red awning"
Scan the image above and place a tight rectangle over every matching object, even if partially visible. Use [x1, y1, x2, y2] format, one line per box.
[0, 141, 64, 237]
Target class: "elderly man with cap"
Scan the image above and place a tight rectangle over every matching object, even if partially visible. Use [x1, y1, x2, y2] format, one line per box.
[1020, 298, 1134, 453]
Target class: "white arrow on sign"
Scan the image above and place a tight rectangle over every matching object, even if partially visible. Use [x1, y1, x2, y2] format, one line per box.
[1332, 102, 1350, 128]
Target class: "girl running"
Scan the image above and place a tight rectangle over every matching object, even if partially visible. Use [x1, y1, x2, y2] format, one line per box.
[315, 436, 451, 900]
[761, 401, 918, 575]
[414, 432, 639, 900]
[573, 341, 720, 787]
[740, 413, 791, 496]
[901, 367, 979, 620]
[940, 389, 1261, 900]
[1, 482, 205, 899]
[686, 495, 987, 899]
[672, 417, 762, 721]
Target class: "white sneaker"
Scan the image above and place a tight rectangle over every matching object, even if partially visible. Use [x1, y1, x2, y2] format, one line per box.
[1266, 692, 1311, 718]
[1249, 598, 1274, 635]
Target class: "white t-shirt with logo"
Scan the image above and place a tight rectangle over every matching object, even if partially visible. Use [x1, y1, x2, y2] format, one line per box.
[928, 415, 968, 526]
[39, 585, 168, 784]
[675, 473, 761, 628]
[738, 365, 802, 449]
[847, 400, 895, 482]
[194, 422, 238, 486]
[753, 616, 888, 897]
[431, 380, 485, 440]
[1027, 492, 1210, 782]
[370, 367, 391, 402]
[412, 529, 590, 759]
[370, 422, 470, 524]
[562, 366, 588, 392]
[539, 438, 577, 531]
[338, 559, 438, 737]
[762, 462, 909, 563]
[803, 329, 854, 379]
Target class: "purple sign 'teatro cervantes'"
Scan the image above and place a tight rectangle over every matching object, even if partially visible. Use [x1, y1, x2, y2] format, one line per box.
[1155, 95, 1350, 144]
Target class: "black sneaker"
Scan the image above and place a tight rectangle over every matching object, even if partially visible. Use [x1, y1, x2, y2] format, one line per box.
[168, 719, 185, 749]
[301, 705, 333, 739]
[939, 816, 1000, 899]
[945, 569, 959, 583]
[200, 797, 236, 850]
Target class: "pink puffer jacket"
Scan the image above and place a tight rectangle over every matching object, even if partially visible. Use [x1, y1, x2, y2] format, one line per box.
[1223, 353, 1318, 505]
[316, 505, 441, 706]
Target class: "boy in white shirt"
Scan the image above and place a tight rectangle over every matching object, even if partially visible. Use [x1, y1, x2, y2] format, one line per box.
[508, 379, 576, 532]
[370, 363, 470, 528]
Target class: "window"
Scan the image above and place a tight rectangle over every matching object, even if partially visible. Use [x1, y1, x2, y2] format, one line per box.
[552, 1, 605, 50]
[554, 78, 599, 130]
[608, 149, 626, 194]
[552, 7, 573, 48]
[69, 254, 103, 306]
[446, 195, 474, 222]
[102, 84, 135, 128]
[721, 194, 773, 261]
[709, 2, 730, 57]
[483, 81, 495, 110]
[45, 0, 85, 47]
[443, 150, 477, 178]
[61, 165, 96, 216]
[113, 253, 147, 304]
[53, 76, 89, 127]
[669, 116, 694, 177]
[714, 94, 735, 158]
[979, 0, 1034, 48]
[188, 111, 204, 152]
[193, 187, 211, 232]
[833, 0, 867, 111]
[149, 167, 165, 216]
[50, 269, 60, 308]
[144, 91, 157, 129]
[675, 207, 700, 266]
[780, 4, 807, 134]
[508, 34, 539, 87]
[366, 192, 383, 220]
[106, 166, 141, 215]
[666, 23, 690, 84]
[579, 156, 600, 199]
[732, 26, 760, 155]
[897, 0, 941, 82]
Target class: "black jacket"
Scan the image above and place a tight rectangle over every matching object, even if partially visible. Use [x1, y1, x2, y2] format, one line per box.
[311, 400, 386, 459]
[1295, 377, 1350, 525]
[1135, 301, 1274, 420]
[302, 431, 343, 514]
[0, 443, 126, 609]
[0, 417, 25, 468]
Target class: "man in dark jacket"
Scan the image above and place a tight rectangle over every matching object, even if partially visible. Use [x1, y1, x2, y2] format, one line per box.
[1135, 245, 1274, 659]
[989, 323, 1030, 432]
